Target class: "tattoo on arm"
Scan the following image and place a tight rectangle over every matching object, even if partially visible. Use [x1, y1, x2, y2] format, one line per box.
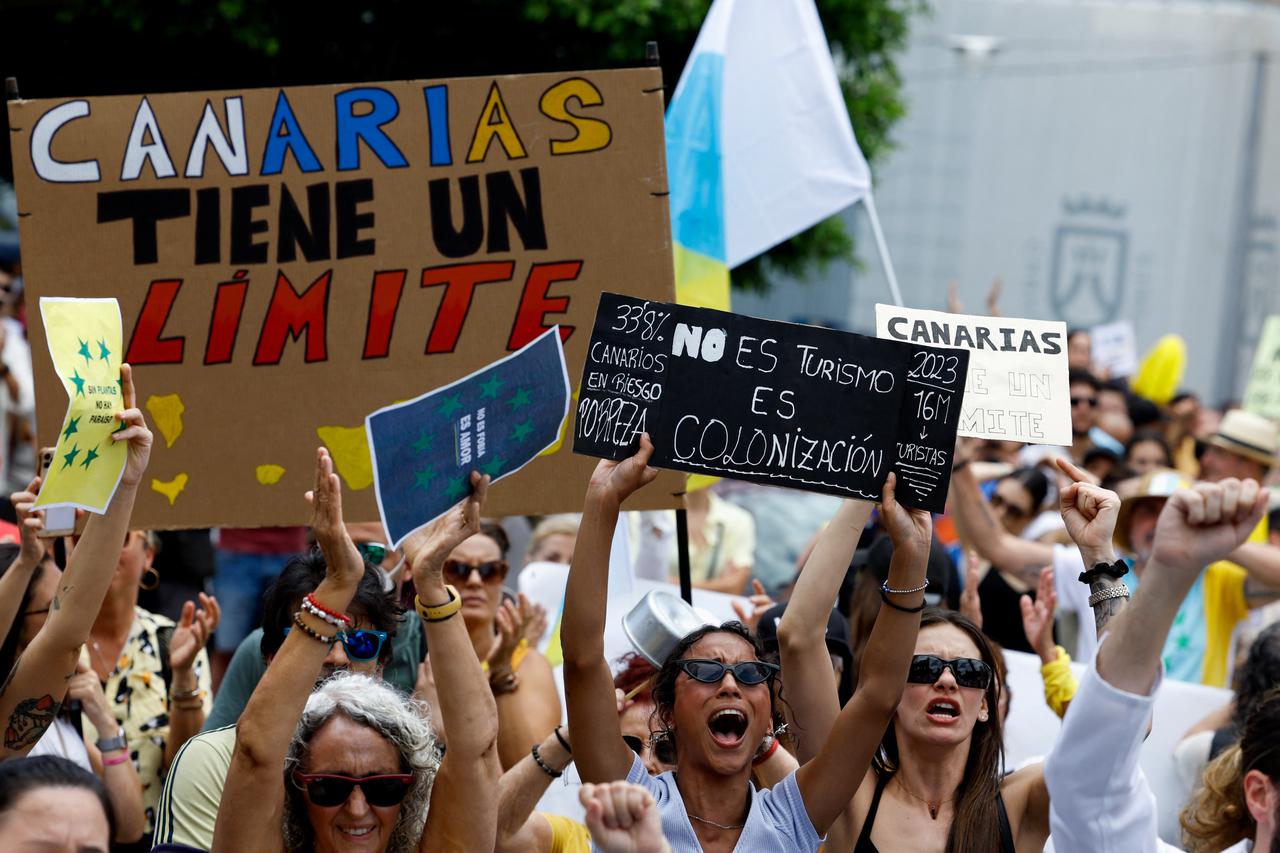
[1089, 578, 1127, 636]
[5, 694, 60, 750]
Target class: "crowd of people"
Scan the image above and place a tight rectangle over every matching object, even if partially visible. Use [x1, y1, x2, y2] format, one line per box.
[0, 239, 1278, 853]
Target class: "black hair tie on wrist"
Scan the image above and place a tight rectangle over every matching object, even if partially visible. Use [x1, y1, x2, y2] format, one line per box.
[1078, 560, 1129, 586]
[553, 725, 572, 755]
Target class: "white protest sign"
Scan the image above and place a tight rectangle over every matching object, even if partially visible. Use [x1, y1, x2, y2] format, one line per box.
[1091, 320, 1139, 378]
[1243, 315, 1280, 421]
[875, 305, 1071, 445]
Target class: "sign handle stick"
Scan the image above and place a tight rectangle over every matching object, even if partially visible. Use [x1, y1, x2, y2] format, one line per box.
[863, 195, 904, 307]
[676, 505, 693, 605]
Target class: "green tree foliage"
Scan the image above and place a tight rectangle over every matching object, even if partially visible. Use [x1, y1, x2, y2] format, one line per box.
[2, 0, 918, 291]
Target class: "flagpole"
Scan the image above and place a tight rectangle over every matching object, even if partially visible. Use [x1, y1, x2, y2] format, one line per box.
[863, 195, 904, 307]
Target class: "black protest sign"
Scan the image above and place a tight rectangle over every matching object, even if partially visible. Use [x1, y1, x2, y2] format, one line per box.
[573, 293, 968, 512]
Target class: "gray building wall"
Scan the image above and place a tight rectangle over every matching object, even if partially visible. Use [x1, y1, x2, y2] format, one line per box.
[737, 0, 1280, 402]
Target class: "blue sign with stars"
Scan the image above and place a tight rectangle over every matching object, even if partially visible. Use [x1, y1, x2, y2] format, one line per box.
[366, 327, 571, 548]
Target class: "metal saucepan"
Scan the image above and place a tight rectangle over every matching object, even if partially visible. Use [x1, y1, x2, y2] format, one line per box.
[622, 589, 713, 668]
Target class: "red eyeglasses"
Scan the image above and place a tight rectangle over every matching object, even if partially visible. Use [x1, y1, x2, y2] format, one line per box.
[291, 772, 414, 808]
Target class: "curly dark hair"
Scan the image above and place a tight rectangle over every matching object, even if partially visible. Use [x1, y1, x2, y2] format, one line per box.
[1233, 623, 1280, 731]
[649, 621, 786, 763]
[260, 549, 402, 663]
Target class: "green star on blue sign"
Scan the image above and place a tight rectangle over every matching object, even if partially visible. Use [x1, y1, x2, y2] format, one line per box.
[438, 394, 463, 419]
[481, 456, 507, 477]
[411, 431, 435, 453]
[414, 467, 437, 491]
[479, 374, 505, 400]
[507, 387, 531, 411]
[511, 420, 533, 442]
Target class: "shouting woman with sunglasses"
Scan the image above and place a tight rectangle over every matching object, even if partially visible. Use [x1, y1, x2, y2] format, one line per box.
[432, 520, 560, 769]
[563, 436, 934, 851]
[213, 451, 500, 852]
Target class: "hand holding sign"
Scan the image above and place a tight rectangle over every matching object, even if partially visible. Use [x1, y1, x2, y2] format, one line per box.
[586, 432, 660, 508]
[403, 471, 491, 589]
[112, 363, 153, 489]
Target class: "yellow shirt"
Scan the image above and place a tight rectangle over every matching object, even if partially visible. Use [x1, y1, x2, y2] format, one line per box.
[1201, 515, 1269, 687]
[545, 813, 591, 853]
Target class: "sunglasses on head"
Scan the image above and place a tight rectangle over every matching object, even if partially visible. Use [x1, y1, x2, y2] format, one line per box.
[292, 771, 414, 808]
[356, 542, 389, 565]
[284, 627, 388, 661]
[677, 658, 779, 686]
[442, 559, 508, 585]
[907, 655, 993, 690]
[623, 734, 677, 765]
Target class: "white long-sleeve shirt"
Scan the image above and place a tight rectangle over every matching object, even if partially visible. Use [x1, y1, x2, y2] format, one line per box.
[1044, 649, 1183, 853]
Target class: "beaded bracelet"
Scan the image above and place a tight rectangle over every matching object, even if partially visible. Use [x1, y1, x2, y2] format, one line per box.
[303, 593, 352, 627]
[532, 743, 562, 778]
[292, 611, 338, 644]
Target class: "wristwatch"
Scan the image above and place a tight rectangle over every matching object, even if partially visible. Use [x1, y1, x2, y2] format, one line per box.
[1078, 559, 1129, 586]
[96, 727, 128, 754]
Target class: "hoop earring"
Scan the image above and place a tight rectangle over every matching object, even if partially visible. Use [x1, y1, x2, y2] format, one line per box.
[140, 567, 161, 591]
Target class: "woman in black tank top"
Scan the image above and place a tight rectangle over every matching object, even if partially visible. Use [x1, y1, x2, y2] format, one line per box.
[849, 609, 1050, 853]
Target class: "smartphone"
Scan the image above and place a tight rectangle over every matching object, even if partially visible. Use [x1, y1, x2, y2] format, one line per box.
[36, 446, 77, 538]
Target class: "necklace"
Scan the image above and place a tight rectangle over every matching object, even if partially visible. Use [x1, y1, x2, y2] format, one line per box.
[895, 776, 955, 820]
[688, 813, 746, 831]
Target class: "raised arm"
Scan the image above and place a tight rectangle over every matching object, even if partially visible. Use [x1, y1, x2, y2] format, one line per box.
[949, 448, 1053, 580]
[1226, 541, 1280, 594]
[1044, 479, 1267, 853]
[775, 499, 872, 761]
[405, 472, 502, 853]
[0, 478, 45, 649]
[1054, 457, 1124, 637]
[213, 448, 365, 853]
[562, 437, 659, 784]
[495, 727, 574, 853]
[0, 364, 151, 759]
[795, 472, 931, 836]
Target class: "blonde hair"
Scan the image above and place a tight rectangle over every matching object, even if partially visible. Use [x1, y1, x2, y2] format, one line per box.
[527, 514, 579, 561]
[1180, 743, 1253, 852]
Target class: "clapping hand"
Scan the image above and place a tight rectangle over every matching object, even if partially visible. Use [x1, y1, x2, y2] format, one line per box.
[305, 447, 364, 588]
[169, 593, 221, 673]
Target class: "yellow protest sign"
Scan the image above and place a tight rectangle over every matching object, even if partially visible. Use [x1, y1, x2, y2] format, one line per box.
[35, 298, 128, 512]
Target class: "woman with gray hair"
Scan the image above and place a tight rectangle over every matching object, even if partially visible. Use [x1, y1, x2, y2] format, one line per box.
[213, 451, 500, 852]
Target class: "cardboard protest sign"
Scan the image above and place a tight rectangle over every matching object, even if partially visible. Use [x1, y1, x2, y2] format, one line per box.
[367, 327, 569, 549]
[1091, 320, 1139, 378]
[8, 70, 685, 527]
[35, 298, 129, 512]
[1243, 315, 1280, 421]
[875, 305, 1070, 446]
[574, 293, 969, 512]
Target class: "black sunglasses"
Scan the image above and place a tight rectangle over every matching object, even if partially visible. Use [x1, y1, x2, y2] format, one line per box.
[623, 734, 677, 765]
[907, 655, 992, 690]
[292, 772, 414, 808]
[677, 658, 779, 686]
[442, 559, 508, 585]
[990, 493, 1030, 520]
[1071, 396, 1099, 408]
